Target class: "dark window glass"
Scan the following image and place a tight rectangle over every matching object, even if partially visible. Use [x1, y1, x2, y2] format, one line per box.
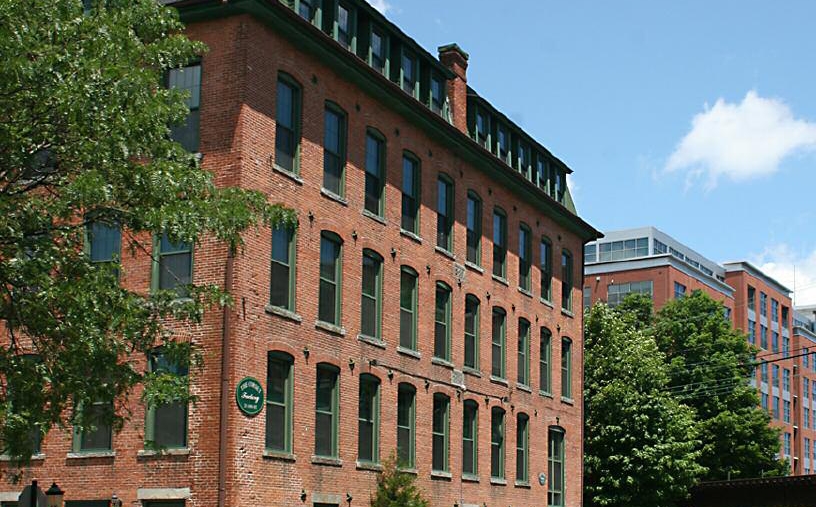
[516, 414, 529, 482]
[401, 155, 420, 233]
[266, 352, 293, 452]
[360, 250, 382, 339]
[430, 75, 444, 114]
[519, 225, 531, 290]
[270, 227, 294, 310]
[79, 402, 112, 451]
[561, 338, 572, 399]
[336, 2, 352, 48]
[517, 318, 530, 386]
[540, 328, 552, 394]
[492, 307, 506, 378]
[402, 52, 416, 95]
[323, 106, 346, 196]
[399, 268, 418, 350]
[397, 384, 415, 468]
[561, 250, 573, 311]
[364, 133, 384, 216]
[89, 222, 121, 264]
[370, 29, 386, 74]
[298, 0, 316, 20]
[541, 239, 552, 301]
[464, 295, 479, 369]
[476, 110, 489, 148]
[275, 78, 300, 172]
[314, 364, 338, 457]
[548, 428, 565, 506]
[168, 64, 201, 152]
[318, 233, 341, 325]
[462, 400, 478, 476]
[158, 234, 192, 295]
[432, 394, 449, 471]
[492, 210, 507, 278]
[436, 177, 453, 251]
[147, 351, 188, 449]
[434, 283, 451, 360]
[497, 126, 509, 163]
[358, 375, 379, 462]
[491, 407, 505, 479]
[466, 192, 482, 265]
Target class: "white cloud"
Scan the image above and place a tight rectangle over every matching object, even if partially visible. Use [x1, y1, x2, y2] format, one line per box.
[368, 0, 391, 14]
[751, 244, 816, 307]
[665, 91, 816, 189]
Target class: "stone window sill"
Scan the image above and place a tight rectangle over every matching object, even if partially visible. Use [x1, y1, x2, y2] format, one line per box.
[362, 208, 387, 225]
[490, 477, 507, 486]
[398, 467, 418, 475]
[66, 450, 115, 459]
[540, 390, 554, 399]
[272, 164, 304, 185]
[263, 449, 296, 462]
[492, 274, 509, 286]
[561, 396, 575, 405]
[462, 473, 480, 483]
[358, 333, 386, 349]
[265, 304, 302, 323]
[431, 357, 454, 369]
[356, 461, 383, 471]
[465, 261, 484, 274]
[315, 320, 346, 336]
[320, 187, 348, 206]
[540, 297, 554, 309]
[311, 455, 342, 467]
[435, 246, 456, 261]
[463, 367, 482, 377]
[514, 480, 531, 488]
[430, 470, 452, 480]
[397, 346, 421, 359]
[137, 448, 190, 457]
[490, 375, 509, 387]
[0, 453, 45, 461]
[516, 383, 532, 393]
[561, 308, 575, 318]
[400, 229, 422, 244]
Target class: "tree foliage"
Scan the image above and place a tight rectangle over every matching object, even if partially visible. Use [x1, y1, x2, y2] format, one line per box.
[653, 291, 788, 479]
[0, 0, 295, 459]
[584, 301, 703, 507]
[370, 453, 429, 507]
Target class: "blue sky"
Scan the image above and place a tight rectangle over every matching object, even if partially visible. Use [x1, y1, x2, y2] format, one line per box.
[374, 0, 816, 305]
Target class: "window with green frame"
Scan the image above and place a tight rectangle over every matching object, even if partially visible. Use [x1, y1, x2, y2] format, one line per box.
[541, 237, 553, 301]
[516, 413, 529, 483]
[167, 63, 201, 152]
[436, 175, 454, 252]
[492, 208, 507, 278]
[540, 327, 552, 395]
[323, 103, 346, 197]
[400, 48, 418, 98]
[360, 249, 383, 340]
[401, 153, 420, 234]
[536, 156, 547, 190]
[519, 223, 532, 291]
[364, 129, 385, 217]
[561, 250, 573, 312]
[561, 337, 572, 400]
[73, 401, 112, 452]
[490, 406, 505, 479]
[318, 231, 342, 326]
[517, 141, 530, 179]
[270, 226, 296, 311]
[87, 221, 121, 279]
[314, 363, 339, 457]
[397, 383, 415, 468]
[464, 295, 480, 370]
[432, 393, 449, 472]
[358, 374, 380, 463]
[266, 351, 293, 453]
[496, 124, 509, 164]
[154, 233, 192, 296]
[146, 350, 188, 449]
[8, 354, 43, 455]
[369, 26, 388, 75]
[462, 399, 478, 477]
[334, 0, 355, 51]
[475, 107, 490, 149]
[275, 74, 301, 174]
[466, 191, 482, 265]
[296, 0, 321, 25]
[399, 266, 418, 350]
[434, 282, 452, 361]
[517, 318, 530, 386]
[429, 73, 445, 115]
[491, 307, 506, 379]
[548, 427, 565, 506]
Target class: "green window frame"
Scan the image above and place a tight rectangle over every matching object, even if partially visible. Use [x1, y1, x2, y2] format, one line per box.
[318, 231, 342, 326]
[368, 25, 389, 76]
[434, 282, 452, 361]
[541, 237, 553, 301]
[364, 129, 385, 217]
[401, 152, 420, 234]
[73, 401, 113, 452]
[153, 233, 193, 296]
[540, 327, 552, 395]
[464, 295, 480, 370]
[358, 374, 380, 463]
[517, 318, 530, 386]
[87, 221, 121, 265]
[429, 72, 446, 115]
[333, 0, 356, 51]
[492, 208, 507, 279]
[516, 413, 529, 483]
[360, 249, 383, 340]
[462, 399, 479, 477]
[519, 223, 532, 291]
[295, 0, 322, 26]
[275, 73, 301, 174]
[536, 155, 547, 189]
[399, 266, 418, 351]
[397, 383, 415, 469]
[561, 249, 573, 312]
[548, 427, 566, 507]
[517, 141, 531, 179]
[400, 48, 419, 98]
[561, 337, 572, 400]
[475, 107, 491, 149]
[314, 363, 339, 457]
[266, 351, 293, 453]
[270, 226, 296, 311]
[145, 350, 188, 449]
[167, 63, 201, 152]
[436, 174, 454, 252]
[492, 307, 506, 379]
[496, 124, 509, 164]
[466, 191, 482, 265]
[432, 393, 449, 472]
[323, 102, 347, 197]
[490, 406, 505, 479]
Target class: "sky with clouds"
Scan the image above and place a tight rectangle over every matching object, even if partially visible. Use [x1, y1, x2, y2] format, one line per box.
[379, 0, 816, 306]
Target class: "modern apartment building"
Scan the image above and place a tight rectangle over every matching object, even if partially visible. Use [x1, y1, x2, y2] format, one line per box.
[585, 227, 805, 475]
[3, 1, 600, 506]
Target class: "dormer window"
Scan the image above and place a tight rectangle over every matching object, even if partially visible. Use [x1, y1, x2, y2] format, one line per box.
[476, 110, 490, 148]
[497, 125, 509, 164]
[430, 74, 445, 114]
[401, 50, 417, 97]
[335, 2, 355, 51]
[370, 28, 387, 75]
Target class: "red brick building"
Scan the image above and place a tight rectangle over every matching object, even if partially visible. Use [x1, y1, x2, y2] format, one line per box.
[793, 308, 816, 475]
[584, 228, 807, 475]
[3, 1, 600, 505]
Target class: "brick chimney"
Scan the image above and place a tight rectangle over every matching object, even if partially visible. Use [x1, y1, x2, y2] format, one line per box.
[438, 43, 469, 133]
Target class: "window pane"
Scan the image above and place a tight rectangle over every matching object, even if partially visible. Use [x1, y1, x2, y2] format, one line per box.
[315, 367, 337, 456]
[464, 296, 478, 369]
[432, 395, 448, 471]
[493, 211, 506, 277]
[168, 65, 201, 152]
[492, 309, 505, 378]
[400, 269, 416, 349]
[323, 108, 345, 195]
[397, 385, 414, 467]
[266, 354, 291, 451]
[401, 156, 419, 233]
[275, 79, 298, 172]
[358, 377, 378, 462]
[434, 285, 450, 360]
[466, 195, 481, 264]
[365, 134, 383, 215]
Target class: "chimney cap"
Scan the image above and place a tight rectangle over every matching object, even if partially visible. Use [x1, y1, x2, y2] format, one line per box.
[438, 43, 469, 61]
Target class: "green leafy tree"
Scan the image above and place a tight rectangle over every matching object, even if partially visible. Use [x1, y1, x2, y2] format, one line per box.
[370, 453, 429, 507]
[584, 300, 704, 507]
[653, 290, 788, 479]
[0, 0, 294, 459]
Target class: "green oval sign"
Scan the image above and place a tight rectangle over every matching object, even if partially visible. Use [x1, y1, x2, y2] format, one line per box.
[236, 376, 264, 416]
